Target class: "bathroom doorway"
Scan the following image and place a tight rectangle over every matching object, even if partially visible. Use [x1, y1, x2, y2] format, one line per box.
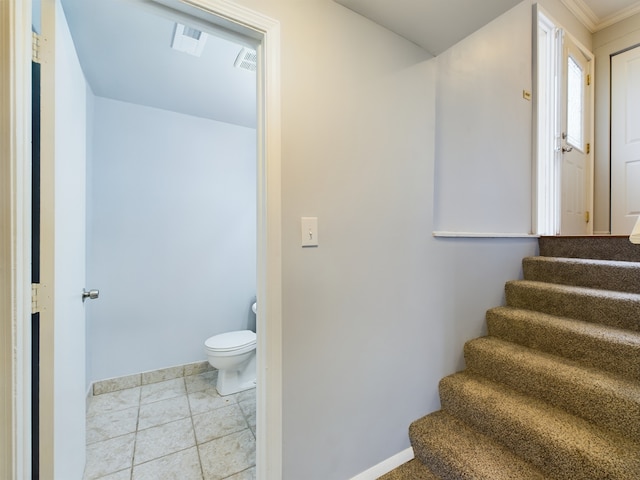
[33, 0, 282, 477]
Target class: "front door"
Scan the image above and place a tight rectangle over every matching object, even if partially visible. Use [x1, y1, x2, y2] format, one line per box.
[38, 0, 88, 477]
[611, 45, 640, 235]
[560, 35, 593, 235]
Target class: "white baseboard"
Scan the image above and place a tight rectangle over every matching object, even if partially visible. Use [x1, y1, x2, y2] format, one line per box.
[350, 447, 414, 480]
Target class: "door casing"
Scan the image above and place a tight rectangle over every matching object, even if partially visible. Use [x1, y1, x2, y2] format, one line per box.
[3, 0, 282, 478]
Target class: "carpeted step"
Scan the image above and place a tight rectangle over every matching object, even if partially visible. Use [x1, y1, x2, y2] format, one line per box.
[486, 306, 640, 381]
[439, 372, 640, 479]
[464, 336, 640, 442]
[505, 280, 640, 332]
[538, 236, 640, 262]
[376, 458, 440, 480]
[523, 256, 640, 294]
[408, 410, 546, 480]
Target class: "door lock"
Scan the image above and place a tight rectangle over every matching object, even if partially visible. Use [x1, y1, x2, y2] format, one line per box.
[82, 289, 100, 302]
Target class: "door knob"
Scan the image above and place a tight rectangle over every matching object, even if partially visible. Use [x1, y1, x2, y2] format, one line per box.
[82, 289, 99, 302]
[562, 146, 573, 153]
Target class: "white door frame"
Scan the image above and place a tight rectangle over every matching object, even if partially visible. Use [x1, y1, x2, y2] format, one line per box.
[3, 0, 282, 478]
[534, 6, 594, 236]
[1, 1, 34, 479]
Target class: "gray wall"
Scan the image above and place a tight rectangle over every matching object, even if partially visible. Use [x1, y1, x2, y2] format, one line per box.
[229, 1, 539, 478]
[434, 1, 533, 234]
[87, 96, 257, 381]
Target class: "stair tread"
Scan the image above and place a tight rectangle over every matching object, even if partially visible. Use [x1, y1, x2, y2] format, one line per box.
[523, 256, 640, 294]
[410, 410, 546, 480]
[440, 372, 640, 479]
[465, 336, 640, 441]
[538, 236, 640, 262]
[486, 306, 640, 380]
[505, 280, 640, 332]
[376, 459, 440, 480]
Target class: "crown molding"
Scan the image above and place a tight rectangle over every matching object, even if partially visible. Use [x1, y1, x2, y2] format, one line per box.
[561, 0, 640, 32]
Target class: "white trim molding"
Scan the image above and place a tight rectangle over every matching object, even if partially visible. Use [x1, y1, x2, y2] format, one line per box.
[2, 0, 34, 478]
[561, 0, 640, 33]
[432, 232, 539, 238]
[349, 448, 414, 480]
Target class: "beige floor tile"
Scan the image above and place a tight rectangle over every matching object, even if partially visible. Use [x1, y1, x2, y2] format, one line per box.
[236, 396, 256, 432]
[185, 370, 218, 394]
[134, 417, 195, 465]
[87, 406, 139, 444]
[225, 467, 256, 480]
[188, 389, 234, 415]
[192, 404, 249, 445]
[198, 429, 255, 480]
[234, 388, 255, 404]
[140, 378, 186, 404]
[132, 447, 203, 480]
[90, 468, 132, 480]
[87, 387, 141, 417]
[84, 433, 135, 480]
[138, 395, 190, 430]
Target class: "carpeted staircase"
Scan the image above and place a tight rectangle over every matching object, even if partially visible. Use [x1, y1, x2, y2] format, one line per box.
[380, 236, 640, 480]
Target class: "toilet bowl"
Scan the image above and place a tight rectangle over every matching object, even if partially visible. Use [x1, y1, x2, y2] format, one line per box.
[205, 304, 257, 396]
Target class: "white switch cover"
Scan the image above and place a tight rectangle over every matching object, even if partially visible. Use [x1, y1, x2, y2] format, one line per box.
[301, 217, 318, 247]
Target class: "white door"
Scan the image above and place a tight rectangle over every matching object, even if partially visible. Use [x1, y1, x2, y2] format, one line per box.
[38, 0, 88, 477]
[611, 45, 640, 235]
[560, 35, 593, 235]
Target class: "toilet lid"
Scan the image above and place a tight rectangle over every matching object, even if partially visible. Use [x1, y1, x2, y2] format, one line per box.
[205, 330, 256, 352]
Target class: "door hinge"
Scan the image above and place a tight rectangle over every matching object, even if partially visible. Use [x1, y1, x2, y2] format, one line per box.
[585, 211, 590, 224]
[586, 74, 591, 86]
[32, 32, 41, 64]
[31, 283, 40, 314]
[586, 143, 591, 154]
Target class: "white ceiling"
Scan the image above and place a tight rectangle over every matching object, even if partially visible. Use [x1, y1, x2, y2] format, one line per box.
[334, 0, 640, 55]
[60, 0, 640, 125]
[60, 0, 257, 128]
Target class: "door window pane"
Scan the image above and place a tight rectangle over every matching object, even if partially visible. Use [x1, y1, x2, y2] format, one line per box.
[567, 55, 584, 149]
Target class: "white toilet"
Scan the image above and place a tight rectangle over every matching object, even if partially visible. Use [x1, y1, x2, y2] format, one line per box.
[204, 302, 257, 396]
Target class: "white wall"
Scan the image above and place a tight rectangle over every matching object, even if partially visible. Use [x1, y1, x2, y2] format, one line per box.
[87, 97, 257, 381]
[220, 1, 539, 478]
[434, 1, 533, 234]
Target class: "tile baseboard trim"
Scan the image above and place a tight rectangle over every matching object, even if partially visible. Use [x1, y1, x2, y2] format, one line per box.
[349, 447, 414, 480]
[90, 360, 215, 396]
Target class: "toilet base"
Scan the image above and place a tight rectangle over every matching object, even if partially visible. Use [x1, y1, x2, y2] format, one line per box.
[217, 377, 256, 396]
[214, 353, 256, 396]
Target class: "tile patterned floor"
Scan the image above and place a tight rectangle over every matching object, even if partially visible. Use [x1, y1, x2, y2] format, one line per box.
[83, 370, 256, 480]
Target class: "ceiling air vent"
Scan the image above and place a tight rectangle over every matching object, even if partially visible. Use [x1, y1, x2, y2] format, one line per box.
[234, 48, 257, 72]
[171, 23, 208, 57]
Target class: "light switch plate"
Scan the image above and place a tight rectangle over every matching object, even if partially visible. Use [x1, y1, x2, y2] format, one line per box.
[301, 217, 318, 247]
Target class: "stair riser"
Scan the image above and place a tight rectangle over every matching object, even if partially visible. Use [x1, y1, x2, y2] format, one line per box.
[523, 257, 640, 294]
[486, 308, 640, 381]
[505, 281, 640, 332]
[464, 338, 640, 442]
[439, 375, 640, 479]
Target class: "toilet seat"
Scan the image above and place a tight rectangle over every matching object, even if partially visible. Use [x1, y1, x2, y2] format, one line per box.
[205, 330, 256, 353]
